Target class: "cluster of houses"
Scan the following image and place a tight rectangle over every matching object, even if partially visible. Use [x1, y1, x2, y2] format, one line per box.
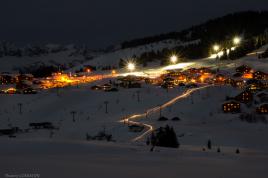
[0, 72, 37, 94]
[222, 65, 268, 115]
[91, 75, 143, 92]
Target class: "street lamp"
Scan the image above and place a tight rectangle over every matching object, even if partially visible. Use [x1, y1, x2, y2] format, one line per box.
[170, 55, 178, 64]
[127, 62, 135, 72]
[213, 44, 220, 52]
[233, 37, 241, 45]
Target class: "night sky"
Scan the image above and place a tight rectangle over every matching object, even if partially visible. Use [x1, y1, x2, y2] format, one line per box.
[1, 0, 268, 48]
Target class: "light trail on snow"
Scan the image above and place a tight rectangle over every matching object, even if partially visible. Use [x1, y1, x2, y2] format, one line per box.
[119, 85, 212, 142]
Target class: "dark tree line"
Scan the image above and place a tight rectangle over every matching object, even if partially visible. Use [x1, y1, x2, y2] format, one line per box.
[121, 11, 268, 49]
[147, 125, 179, 149]
[119, 11, 268, 64]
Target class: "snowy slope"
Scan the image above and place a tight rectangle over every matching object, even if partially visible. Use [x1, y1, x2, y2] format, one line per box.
[1, 139, 268, 178]
[1, 44, 268, 178]
[70, 39, 200, 72]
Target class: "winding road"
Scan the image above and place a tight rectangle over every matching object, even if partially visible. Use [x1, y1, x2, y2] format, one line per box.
[120, 85, 212, 142]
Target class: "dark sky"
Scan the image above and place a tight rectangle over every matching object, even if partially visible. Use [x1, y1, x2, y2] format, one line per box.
[0, 0, 268, 48]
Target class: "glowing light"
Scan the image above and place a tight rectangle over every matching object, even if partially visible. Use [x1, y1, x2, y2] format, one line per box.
[233, 37, 241, 45]
[5, 88, 17, 94]
[127, 62, 136, 72]
[226, 49, 230, 55]
[162, 62, 195, 71]
[213, 45, 220, 52]
[231, 47, 236, 51]
[217, 51, 224, 58]
[209, 54, 218, 59]
[170, 55, 178, 64]
[242, 73, 253, 79]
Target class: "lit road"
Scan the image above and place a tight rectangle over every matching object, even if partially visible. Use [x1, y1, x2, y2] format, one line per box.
[40, 73, 117, 89]
[120, 85, 212, 142]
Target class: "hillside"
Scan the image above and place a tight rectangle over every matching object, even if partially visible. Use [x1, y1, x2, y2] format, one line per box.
[1, 11, 268, 75]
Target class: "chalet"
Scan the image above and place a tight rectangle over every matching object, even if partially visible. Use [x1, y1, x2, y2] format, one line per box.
[235, 91, 253, 103]
[236, 65, 252, 74]
[253, 71, 267, 80]
[91, 85, 102, 90]
[214, 74, 226, 84]
[17, 74, 34, 82]
[23, 88, 37, 94]
[16, 80, 32, 90]
[256, 104, 268, 114]
[83, 65, 96, 73]
[4, 88, 18, 94]
[242, 73, 253, 79]
[232, 80, 245, 88]
[198, 67, 212, 74]
[162, 77, 175, 88]
[163, 77, 176, 84]
[246, 83, 264, 92]
[102, 84, 112, 91]
[233, 72, 243, 78]
[0, 74, 17, 84]
[104, 88, 119, 92]
[222, 101, 240, 113]
[186, 68, 199, 74]
[145, 78, 162, 85]
[225, 78, 235, 85]
[166, 71, 182, 77]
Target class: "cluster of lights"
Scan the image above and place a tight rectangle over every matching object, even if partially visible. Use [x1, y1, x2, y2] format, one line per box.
[211, 36, 242, 58]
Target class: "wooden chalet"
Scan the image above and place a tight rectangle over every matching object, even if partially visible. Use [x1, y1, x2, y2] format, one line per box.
[235, 90, 253, 103]
[236, 65, 252, 74]
[253, 71, 267, 80]
[256, 104, 268, 114]
[222, 101, 241, 113]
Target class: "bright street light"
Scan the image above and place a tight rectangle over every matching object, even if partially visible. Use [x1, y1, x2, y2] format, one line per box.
[127, 62, 135, 72]
[170, 55, 178, 64]
[233, 37, 241, 45]
[213, 45, 220, 52]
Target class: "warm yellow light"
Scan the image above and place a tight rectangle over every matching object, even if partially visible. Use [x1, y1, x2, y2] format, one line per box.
[127, 62, 135, 72]
[217, 51, 224, 57]
[213, 45, 220, 52]
[170, 55, 178, 64]
[233, 37, 241, 45]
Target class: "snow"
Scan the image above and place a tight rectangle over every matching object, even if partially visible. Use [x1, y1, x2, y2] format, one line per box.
[1, 43, 268, 178]
[0, 139, 268, 178]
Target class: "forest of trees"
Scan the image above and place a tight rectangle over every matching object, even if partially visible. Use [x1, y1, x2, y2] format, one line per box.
[119, 11, 268, 66]
[121, 11, 268, 49]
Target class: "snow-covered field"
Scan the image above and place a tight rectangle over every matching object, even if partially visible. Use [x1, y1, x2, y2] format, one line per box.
[0, 44, 268, 178]
[1, 139, 267, 178]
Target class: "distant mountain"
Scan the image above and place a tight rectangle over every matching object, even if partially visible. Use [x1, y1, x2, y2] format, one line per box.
[0, 42, 102, 59]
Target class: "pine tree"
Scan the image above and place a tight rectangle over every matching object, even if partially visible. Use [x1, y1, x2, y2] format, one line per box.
[207, 139, 212, 150]
[236, 148, 240, 154]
